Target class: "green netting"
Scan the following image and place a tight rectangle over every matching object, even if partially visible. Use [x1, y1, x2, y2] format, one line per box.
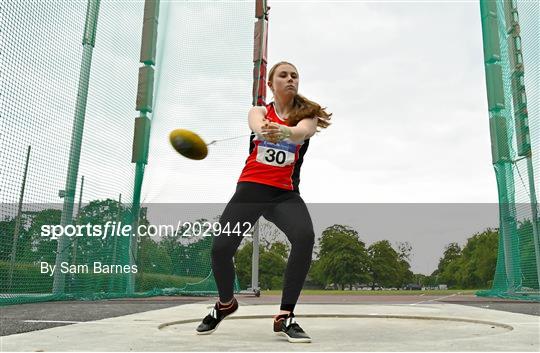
[477, 0, 540, 301]
[139, 0, 255, 294]
[0, 0, 253, 305]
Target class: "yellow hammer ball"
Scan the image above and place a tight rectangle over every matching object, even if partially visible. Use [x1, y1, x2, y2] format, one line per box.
[169, 129, 208, 160]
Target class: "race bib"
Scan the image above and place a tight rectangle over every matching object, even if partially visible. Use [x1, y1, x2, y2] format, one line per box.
[256, 141, 296, 167]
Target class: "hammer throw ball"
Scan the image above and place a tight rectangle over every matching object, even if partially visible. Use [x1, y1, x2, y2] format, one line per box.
[169, 129, 208, 160]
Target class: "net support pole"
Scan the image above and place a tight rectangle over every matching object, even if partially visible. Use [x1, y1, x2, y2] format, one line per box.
[250, 219, 260, 295]
[71, 175, 84, 267]
[109, 193, 122, 292]
[8, 145, 31, 290]
[128, 0, 160, 294]
[525, 161, 540, 291]
[247, 0, 269, 296]
[53, 0, 101, 295]
[526, 157, 540, 288]
[67, 175, 84, 291]
[504, 0, 540, 288]
[479, 0, 520, 292]
[252, 0, 269, 106]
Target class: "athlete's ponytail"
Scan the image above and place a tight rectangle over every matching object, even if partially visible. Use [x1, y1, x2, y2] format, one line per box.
[268, 61, 332, 129]
[288, 94, 332, 129]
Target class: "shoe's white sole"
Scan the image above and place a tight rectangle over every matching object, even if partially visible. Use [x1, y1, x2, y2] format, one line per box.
[274, 331, 312, 343]
[195, 307, 238, 335]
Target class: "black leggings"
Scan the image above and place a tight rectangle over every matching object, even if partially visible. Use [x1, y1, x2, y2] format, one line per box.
[211, 182, 315, 312]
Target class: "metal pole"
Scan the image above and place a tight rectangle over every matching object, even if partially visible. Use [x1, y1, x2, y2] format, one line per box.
[67, 175, 84, 292]
[71, 175, 84, 267]
[77, 176, 85, 219]
[53, 0, 101, 294]
[526, 158, 540, 288]
[128, 0, 160, 294]
[252, 0, 269, 106]
[250, 222, 260, 295]
[479, 0, 521, 292]
[109, 193, 122, 292]
[8, 145, 31, 290]
[127, 164, 144, 294]
[497, 178, 519, 292]
[246, 0, 269, 297]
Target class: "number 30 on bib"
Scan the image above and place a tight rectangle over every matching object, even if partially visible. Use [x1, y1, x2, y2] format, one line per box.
[256, 141, 296, 167]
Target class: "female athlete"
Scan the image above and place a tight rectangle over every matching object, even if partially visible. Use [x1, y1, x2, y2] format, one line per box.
[196, 61, 331, 343]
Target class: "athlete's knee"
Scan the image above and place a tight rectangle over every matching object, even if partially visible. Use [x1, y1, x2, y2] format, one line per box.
[289, 228, 315, 248]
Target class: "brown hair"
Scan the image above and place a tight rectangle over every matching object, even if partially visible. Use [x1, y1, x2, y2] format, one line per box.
[268, 61, 332, 129]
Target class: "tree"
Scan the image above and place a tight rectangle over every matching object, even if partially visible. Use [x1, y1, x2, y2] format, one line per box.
[412, 273, 428, 286]
[428, 269, 440, 286]
[395, 258, 414, 289]
[235, 241, 255, 288]
[395, 241, 414, 288]
[258, 219, 287, 249]
[24, 209, 62, 263]
[455, 229, 498, 289]
[234, 239, 290, 290]
[517, 220, 538, 289]
[259, 246, 287, 290]
[0, 218, 18, 261]
[75, 199, 129, 265]
[436, 230, 499, 289]
[184, 235, 213, 277]
[437, 242, 462, 287]
[158, 222, 192, 276]
[315, 225, 370, 290]
[367, 240, 400, 289]
[269, 241, 289, 258]
[308, 258, 326, 288]
[137, 236, 172, 274]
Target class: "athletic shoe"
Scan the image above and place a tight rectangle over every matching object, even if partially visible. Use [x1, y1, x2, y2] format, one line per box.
[273, 312, 312, 343]
[196, 297, 238, 335]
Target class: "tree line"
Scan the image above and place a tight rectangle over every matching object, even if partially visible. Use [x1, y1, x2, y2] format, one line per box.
[235, 224, 417, 290]
[235, 225, 502, 291]
[430, 220, 536, 289]
[3, 198, 535, 291]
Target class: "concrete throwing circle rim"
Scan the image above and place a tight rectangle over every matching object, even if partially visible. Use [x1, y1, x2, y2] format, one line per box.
[158, 314, 513, 331]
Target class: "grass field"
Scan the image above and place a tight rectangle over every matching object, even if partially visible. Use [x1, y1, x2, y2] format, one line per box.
[262, 289, 479, 296]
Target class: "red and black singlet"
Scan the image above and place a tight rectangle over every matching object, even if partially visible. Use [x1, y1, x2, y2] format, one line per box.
[238, 102, 310, 192]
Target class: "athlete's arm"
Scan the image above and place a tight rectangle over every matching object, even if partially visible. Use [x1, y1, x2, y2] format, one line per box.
[264, 117, 317, 144]
[248, 106, 269, 135]
[296, 117, 318, 140]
